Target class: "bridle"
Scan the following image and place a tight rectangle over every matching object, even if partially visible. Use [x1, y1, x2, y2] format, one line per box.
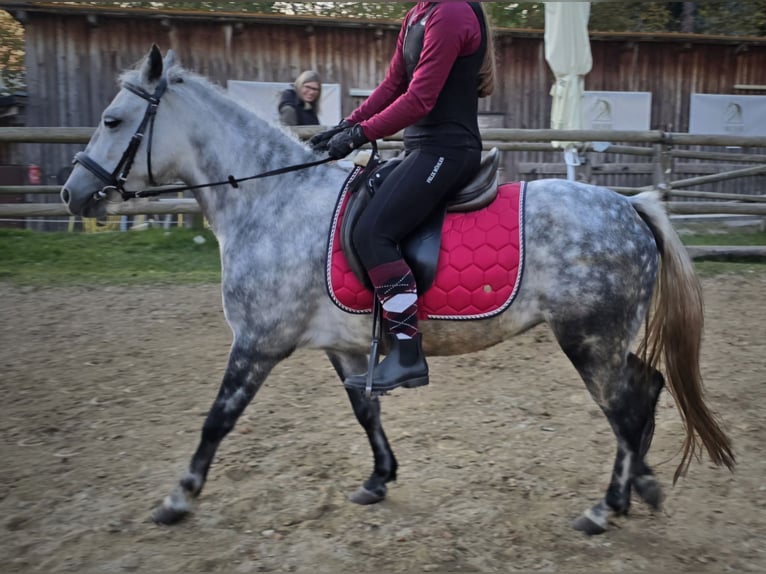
[72, 76, 336, 202]
[73, 78, 168, 201]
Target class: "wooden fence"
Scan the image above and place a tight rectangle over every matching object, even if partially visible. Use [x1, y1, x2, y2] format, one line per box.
[1, 125, 765, 221]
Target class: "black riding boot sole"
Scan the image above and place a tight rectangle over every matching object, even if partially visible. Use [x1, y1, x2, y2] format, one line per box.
[344, 373, 429, 393]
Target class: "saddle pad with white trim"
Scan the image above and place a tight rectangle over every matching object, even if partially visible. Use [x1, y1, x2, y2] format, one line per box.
[326, 181, 526, 320]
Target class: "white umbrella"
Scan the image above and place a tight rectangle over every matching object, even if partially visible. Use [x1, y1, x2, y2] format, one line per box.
[544, 2, 592, 180]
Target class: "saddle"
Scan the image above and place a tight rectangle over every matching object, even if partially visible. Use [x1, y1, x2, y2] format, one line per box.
[340, 147, 500, 293]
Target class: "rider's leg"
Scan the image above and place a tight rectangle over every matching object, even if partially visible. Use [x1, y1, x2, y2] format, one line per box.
[369, 259, 418, 340]
[344, 259, 429, 392]
[345, 147, 479, 392]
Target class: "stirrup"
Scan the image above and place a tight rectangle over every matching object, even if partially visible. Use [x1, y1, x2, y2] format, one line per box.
[363, 297, 383, 399]
[344, 368, 429, 395]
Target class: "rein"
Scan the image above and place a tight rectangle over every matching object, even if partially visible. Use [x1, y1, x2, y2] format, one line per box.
[120, 155, 336, 200]
[73, 77, 337, 201]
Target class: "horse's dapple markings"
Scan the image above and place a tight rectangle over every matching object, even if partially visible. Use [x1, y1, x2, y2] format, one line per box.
[61, 45, 734, 534]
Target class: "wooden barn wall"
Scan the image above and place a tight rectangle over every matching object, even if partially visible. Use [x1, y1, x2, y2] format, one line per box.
[18, 11, 766, 200]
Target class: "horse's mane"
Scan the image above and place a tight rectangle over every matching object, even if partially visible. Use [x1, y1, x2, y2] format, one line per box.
[117, 64, 306, 148]
[118, 64, 223, 97]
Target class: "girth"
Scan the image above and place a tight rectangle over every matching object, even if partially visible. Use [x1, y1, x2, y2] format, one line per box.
[340, 147, 500, 293]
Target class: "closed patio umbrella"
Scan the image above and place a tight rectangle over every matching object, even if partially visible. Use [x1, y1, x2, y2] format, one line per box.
[544, 1, 592, 180]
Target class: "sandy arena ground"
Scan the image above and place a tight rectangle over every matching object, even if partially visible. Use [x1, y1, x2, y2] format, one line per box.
[1, 274, 764, 572]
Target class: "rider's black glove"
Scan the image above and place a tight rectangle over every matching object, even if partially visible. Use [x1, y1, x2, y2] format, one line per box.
[327, 124, 369, 159]
[309, 119, 353, 152]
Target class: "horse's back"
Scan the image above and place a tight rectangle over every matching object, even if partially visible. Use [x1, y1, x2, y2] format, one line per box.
[525, 179, 651, 240]
[518, 178, 659, 317]
[418, 179, 660, 354]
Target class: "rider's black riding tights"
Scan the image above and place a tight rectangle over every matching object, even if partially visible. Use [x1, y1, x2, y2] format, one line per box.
[352, 146, 481, 271]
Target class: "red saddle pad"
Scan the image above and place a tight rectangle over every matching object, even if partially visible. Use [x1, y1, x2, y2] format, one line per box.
[326, 181, 525, 320]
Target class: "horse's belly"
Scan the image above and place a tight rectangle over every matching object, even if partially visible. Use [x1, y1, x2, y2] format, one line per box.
[419, 300, 541, 356]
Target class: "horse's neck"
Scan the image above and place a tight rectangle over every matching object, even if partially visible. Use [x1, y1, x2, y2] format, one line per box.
[175, 88, 339, 239]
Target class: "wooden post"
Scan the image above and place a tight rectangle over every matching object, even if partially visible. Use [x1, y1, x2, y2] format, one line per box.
[580, 149, 593, 183]
[653, 143, 673, 200]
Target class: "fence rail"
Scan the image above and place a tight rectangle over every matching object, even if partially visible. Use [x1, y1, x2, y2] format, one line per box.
[2, 126, 765, 229]
[3, 199, 766, 218]
[5, 125, 766, 147]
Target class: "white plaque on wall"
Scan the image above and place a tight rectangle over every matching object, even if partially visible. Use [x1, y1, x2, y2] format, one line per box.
[689, 94, 766, 136]
[582, 91, 652, 131]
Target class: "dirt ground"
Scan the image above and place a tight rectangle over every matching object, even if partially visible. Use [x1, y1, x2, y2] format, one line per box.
[1, 274, 765, 573]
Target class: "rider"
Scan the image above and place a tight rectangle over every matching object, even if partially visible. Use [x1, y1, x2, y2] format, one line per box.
[311, 2, 495, 394]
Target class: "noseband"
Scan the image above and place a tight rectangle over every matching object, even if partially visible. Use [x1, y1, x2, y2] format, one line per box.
[73, 77, 168, 201]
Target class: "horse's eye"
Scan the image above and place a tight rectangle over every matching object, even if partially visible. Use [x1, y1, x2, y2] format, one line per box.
[103, 117, 121, 129]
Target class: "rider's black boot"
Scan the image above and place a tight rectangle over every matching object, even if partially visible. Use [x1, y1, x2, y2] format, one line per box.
[344, 334, 429, 393]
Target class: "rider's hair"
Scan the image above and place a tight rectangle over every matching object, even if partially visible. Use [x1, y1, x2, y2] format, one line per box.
[477, 3, 496, 98]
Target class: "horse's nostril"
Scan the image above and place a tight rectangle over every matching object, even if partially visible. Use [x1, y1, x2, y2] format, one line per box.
[61, 188, 70, 204]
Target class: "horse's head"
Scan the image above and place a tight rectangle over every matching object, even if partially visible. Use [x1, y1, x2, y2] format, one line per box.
[61, 45, 181, 218]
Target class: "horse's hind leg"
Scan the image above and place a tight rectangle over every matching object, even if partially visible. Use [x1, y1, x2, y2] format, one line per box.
[555, 318, 666, 535]
[572, 353, 665, 533]
[152, 344, 283, 524]
[613, 353, 665, 507]
[326, 351, 398, 504]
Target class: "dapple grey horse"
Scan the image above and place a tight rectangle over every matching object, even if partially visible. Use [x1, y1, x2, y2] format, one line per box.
[61, 46, 734, 534]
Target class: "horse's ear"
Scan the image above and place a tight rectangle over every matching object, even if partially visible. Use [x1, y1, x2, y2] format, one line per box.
[141, 44, 164, 84]
[163, 49, 178, 70]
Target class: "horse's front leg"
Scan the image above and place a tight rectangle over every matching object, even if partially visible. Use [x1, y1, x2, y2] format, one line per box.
[152, 344, 284, 524]
[326, 351, 397, 504]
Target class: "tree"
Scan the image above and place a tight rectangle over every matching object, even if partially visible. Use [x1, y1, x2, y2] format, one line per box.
[36, 2, 414, 19]
[696, 0, 766, 36]
[590, 2, 673, 33]
[0, 10, 24, 93]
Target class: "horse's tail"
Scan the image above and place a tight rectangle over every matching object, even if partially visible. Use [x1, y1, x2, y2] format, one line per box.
[629, 191, 735, 483]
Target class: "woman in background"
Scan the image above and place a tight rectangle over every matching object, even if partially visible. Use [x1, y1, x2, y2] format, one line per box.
[278, 70, 322, 126]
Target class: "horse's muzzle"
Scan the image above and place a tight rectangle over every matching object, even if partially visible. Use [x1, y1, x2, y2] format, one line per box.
[60, 185, 109, 218]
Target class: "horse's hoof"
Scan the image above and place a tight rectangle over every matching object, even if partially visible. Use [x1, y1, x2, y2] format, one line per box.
[151, 504, 189, 525]
[348, 486, 385, 505]
[633, 475, 663, 510]
[572, 514, 607, 536]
